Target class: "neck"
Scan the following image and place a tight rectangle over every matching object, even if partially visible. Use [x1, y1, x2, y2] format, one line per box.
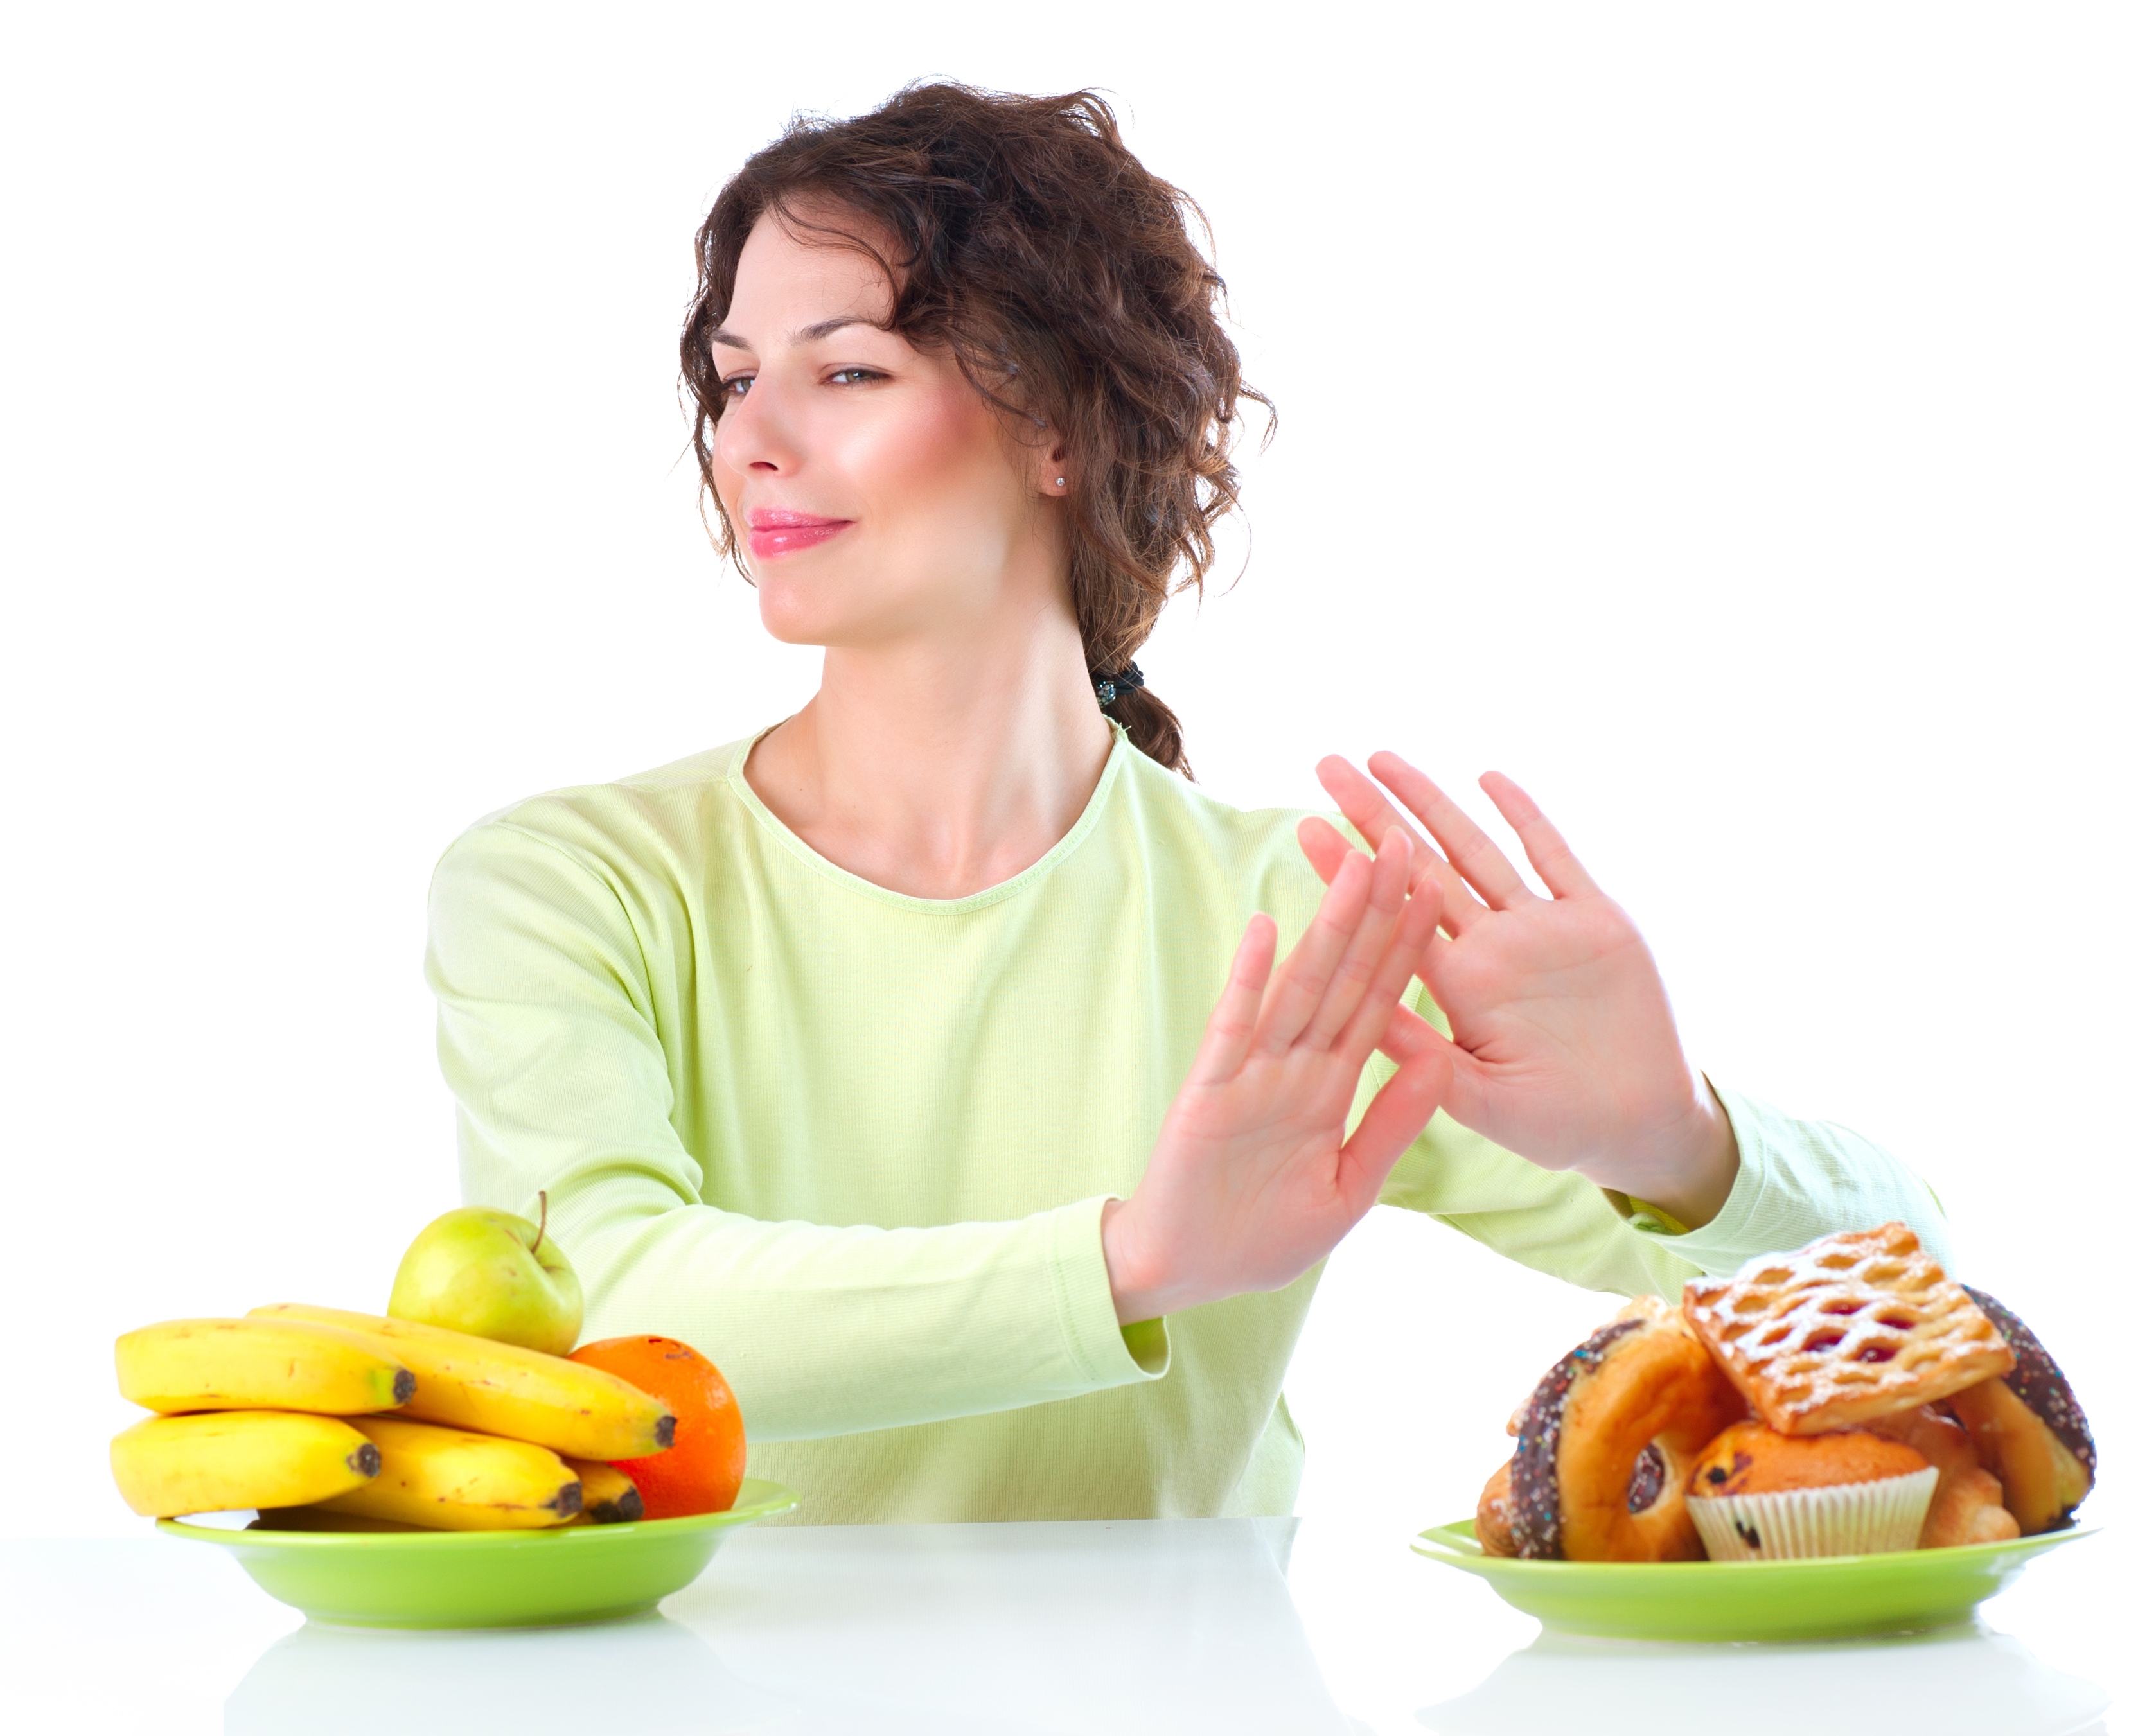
[745, 601, 1116, 900]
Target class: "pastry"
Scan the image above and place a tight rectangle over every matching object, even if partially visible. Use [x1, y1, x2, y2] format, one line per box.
[1942, 1287, 2096, 1534]
[1686, 1419, 1938, 1560]
[1475, 1460, 1517, 1557]
[1466, 1227, 2093, 1565]
[1863, 1404, 2019, 1548]
[1501, 1296, 1744, 1561]
[1690, 1419, 1929, 1495]
[1681, 1223, 2013, 1434]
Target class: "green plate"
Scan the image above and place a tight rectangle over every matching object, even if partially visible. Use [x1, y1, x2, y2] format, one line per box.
[1412, 1516, 2100, 1642]
[159, 1478, 797, 1629]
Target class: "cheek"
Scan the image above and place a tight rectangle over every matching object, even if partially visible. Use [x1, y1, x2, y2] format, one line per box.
[845, 390, 1020, 541]
[732, 379, 1036, 646]
[711, 435, 748, 525]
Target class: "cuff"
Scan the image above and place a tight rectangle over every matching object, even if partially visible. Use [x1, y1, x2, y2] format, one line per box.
[1601, 1190, 1693, 1236]
[1047, 1195, 1171, 1386]
[1604, 1081, 1770, 1269]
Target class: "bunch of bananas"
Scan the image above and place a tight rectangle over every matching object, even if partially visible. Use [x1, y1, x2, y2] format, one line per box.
[110, 1306, 675, 1530]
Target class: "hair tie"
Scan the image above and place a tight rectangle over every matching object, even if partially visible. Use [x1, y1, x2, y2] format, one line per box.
[1092, 663, 1145, 707]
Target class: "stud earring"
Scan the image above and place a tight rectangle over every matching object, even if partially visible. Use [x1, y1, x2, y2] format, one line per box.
[1055, 477, 1066, 489]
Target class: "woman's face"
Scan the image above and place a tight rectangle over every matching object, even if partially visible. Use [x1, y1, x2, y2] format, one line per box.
[708, 211, 1064, 650]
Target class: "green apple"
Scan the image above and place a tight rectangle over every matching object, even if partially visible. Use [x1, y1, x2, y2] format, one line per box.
[387, 1193, 583, 1355]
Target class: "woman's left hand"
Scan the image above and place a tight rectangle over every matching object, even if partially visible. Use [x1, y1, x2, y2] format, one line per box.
[1297, 753, 1740, 1227]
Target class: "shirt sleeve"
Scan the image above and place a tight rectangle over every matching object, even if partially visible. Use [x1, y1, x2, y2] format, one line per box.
[1654, 1082, 1956, 1276]
[1372, 1005, 1954, 1293]
[425, 821, 1166, 1446]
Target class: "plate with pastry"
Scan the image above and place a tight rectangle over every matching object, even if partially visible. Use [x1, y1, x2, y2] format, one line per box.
[1413, 1223, 2101, 1641]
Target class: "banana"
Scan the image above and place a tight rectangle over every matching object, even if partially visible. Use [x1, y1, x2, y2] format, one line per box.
[312, 1416, 582, 1530]
[111, 1410, 380, 1518]
[249, 1304, 673, 1460]
[563, 1457, 644, 1525]
[116, 1317, 415, 1416]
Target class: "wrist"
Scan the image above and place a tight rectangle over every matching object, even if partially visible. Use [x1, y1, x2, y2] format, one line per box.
[1587, 1078, 1740, 1231]
[1100, 1198, 1184, 1326]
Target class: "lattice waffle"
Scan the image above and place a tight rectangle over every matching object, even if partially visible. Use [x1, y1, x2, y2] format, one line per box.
[1681, 1223, 2014, 1435]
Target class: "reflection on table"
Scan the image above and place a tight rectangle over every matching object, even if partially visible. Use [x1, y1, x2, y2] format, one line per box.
[225, 1518, 1353, 1735]
[226, 1615, 793, 1735]
[1417, 1624, 2109, 1736]
[4, 1512, 2116, 1734]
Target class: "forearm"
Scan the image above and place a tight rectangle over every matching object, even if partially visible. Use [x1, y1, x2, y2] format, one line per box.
[1643, 1083, 1955, 1276]
[546, 1168, 1165, 1442]
[1381, 1085, 1951, 1294]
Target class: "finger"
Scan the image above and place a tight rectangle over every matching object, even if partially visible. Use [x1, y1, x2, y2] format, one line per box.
[1300, 830, 1413, 1049]
[1310, 761, 1487, 932]
[1334, 874, 1442, 1064]
[1374, 1004, 1491, 1132]
[1296, 814, 1353, 888]
[1366, 751, 1533, 910]
[1375, 1003, 1450, 1065]
[1253, 850, 1372, 1055]
[1308, 821, 1479, 940]
[1189, 913, 1277, 1084]
[1477, 770, 1600, 900]
[1334, 1044, 1454, 1216]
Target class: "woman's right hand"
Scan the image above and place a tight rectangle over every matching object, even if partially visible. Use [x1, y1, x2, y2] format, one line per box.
[1101, 831, 1451, 1324]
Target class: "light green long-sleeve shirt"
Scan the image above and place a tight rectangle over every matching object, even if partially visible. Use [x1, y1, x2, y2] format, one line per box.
[426, 727, 1950, 1523]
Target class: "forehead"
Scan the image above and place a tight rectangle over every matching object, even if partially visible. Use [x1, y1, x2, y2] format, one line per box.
[727, 207, 898, 330]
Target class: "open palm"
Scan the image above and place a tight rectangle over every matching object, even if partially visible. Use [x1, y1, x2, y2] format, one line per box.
[1298, 753, 1736, 1217]
[1103, 833, 1452, 1323]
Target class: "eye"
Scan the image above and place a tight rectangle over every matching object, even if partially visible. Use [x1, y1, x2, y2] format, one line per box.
[827, 367, 885, 387]
[718, 375, 752, 400]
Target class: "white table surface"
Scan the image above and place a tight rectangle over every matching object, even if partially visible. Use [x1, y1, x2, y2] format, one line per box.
[2, 1516, 2121, 1734]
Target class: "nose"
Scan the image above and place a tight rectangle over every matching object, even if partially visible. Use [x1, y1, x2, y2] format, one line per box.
[714, 378, 801, 480]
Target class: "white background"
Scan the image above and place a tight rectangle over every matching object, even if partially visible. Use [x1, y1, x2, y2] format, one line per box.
[3, 1, 2131, 1552]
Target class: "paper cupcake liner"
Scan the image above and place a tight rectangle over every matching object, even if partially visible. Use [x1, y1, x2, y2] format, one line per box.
[1688, 1465, 1938, 1561]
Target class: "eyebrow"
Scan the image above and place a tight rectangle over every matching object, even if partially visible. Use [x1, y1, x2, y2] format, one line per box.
[705, 315, 883, 351]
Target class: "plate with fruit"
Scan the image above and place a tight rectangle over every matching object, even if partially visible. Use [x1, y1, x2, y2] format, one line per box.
[1415, 1223, 2101, 1641]
[157, 1480, 798, 1629]
[112, 1198, 799, 1628]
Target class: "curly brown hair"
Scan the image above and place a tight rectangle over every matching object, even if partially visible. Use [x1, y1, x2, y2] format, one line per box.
[680, 82, 1270, 777]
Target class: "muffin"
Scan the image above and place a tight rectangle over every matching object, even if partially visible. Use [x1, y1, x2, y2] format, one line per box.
[1687, 1420, 1938, 1560]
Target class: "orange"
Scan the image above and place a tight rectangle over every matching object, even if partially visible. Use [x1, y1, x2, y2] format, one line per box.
[568, 1335, 745, 1520]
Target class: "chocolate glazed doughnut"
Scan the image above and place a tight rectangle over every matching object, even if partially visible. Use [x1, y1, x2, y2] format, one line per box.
[1475, 1460, 1517, 1557]
[1506, 1297, 1745, 1561]
[1945, 1287, 2097, 1534]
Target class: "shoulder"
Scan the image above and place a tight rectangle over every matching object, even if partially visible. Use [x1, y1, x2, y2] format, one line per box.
[1110, 749, 1334, 935]
[434, 735, 760, 895]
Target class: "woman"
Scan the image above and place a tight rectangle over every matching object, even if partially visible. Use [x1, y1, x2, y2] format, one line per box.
[426, 84, 1945, 1523]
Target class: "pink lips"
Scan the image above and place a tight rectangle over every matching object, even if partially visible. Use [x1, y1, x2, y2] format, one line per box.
[746, 509, 853, 561]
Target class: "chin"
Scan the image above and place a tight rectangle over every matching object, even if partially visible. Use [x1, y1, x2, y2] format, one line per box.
[755, 586, 853, 648]
[751, 565, 842, 646]
[753, 562, 950, 650]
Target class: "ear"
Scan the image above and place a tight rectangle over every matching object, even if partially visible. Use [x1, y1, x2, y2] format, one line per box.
[1029, 421, 1071, 496]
